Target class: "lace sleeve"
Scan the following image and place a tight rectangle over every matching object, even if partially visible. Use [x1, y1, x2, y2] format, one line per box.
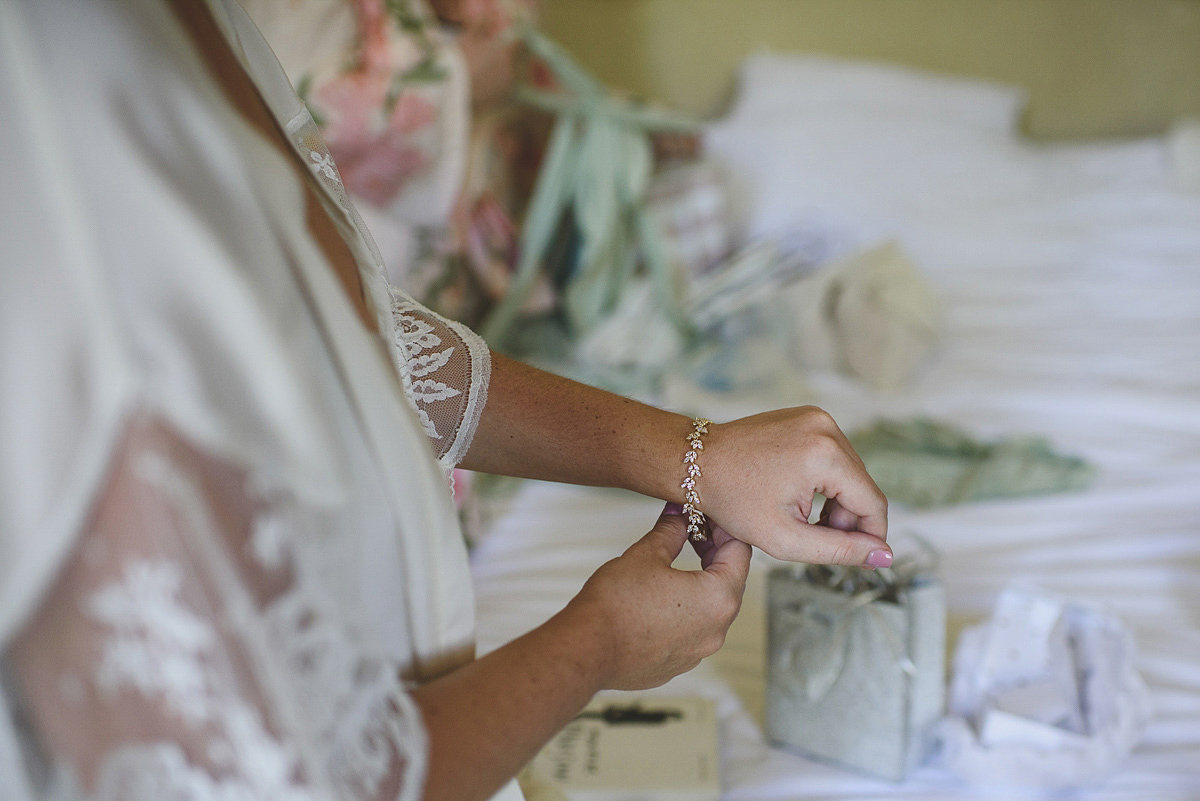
[390, 289, 492, 472]
[2, 417, 427, 801]
[284, 105, 491, 474]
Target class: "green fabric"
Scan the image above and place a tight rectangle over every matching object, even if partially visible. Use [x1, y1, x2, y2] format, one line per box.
[479, 24, 698, 349]
[849, 418, 1096, 509]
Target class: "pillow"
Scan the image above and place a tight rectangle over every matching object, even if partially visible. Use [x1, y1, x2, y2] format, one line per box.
[728, 53, 1028, 134]
[705, 54, 1035, 247]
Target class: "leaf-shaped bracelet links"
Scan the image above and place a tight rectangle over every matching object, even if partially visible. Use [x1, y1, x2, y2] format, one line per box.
[682, 418, 712, 542]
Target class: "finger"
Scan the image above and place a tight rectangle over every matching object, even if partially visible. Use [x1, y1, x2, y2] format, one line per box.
[631, 503, 691, 564]
[821, 497, 861, 532]
[700, 535, 752, 622]
[817, 495, 832, 526]
[689, 531, 716, 566]
[818, 456, 889, 541]
[701, 530, 752, 589]
[691, 520, 733, 569]
[761, 520, 893, 568]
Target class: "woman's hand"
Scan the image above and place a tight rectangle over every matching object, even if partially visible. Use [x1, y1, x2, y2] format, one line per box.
[700, 406, 891, 567]
[560, 504, 752, 690]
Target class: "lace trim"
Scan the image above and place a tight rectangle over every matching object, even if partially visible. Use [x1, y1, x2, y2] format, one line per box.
[88, 560, 218, 726]
[390, 289, 491, 473]
[285, 106, 491, 475]
[392, 307, 462, 441]
[84, 559, 315, 801]
[286, 107, 386, 272]
[252, 499, 429, 801]
[61, 742, 312, 801]
[440, 315, 490, 470]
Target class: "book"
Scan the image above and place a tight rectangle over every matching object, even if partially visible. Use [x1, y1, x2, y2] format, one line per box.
[524, 694, 721, 801]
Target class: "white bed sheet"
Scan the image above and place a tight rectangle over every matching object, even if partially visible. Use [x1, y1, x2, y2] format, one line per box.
[471, 57, 1200, 800]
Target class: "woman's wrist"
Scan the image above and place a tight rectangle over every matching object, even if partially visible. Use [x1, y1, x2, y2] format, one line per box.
[544, 596, 617, 694]
[617, 409, 698, 504]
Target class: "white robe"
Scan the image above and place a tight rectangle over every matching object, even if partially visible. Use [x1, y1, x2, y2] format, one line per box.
[0, 0, 510, 798]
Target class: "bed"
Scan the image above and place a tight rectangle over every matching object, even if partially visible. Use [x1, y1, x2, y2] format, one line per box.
[470, 56, 1200, 800]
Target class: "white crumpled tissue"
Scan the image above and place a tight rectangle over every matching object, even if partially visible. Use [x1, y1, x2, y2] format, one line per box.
[935, 584, 1153, 788]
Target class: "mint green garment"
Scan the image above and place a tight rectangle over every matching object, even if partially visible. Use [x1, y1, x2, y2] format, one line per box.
[479, 25, 698, 349]
[849, 418, 1096, 509]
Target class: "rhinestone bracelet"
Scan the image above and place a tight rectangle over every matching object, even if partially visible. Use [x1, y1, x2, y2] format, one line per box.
[682, 417, 712, 542]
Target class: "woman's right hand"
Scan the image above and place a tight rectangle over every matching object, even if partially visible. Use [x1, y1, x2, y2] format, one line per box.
[560, 504, 753, 691]
[412, 504, 751, 801]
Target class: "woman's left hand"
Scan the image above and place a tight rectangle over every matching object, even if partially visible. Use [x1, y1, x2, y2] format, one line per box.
[695, 406, 892, 568]
[464, 355, 889, 567]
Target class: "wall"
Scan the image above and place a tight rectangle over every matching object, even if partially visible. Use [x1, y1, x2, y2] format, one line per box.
[540, 0, 1200, 139]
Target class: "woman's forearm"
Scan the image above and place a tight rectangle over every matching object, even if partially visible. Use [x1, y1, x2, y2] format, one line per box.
[462, 351, 891, 567]
[412, 606, 607, 801]
[460, 351, 692, 503]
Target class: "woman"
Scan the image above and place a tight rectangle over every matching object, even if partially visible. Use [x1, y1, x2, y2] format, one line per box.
[0, 1, 889, 800]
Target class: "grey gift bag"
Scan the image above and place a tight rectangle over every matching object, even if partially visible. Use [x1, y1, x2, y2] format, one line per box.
[765, 561, 945, 781]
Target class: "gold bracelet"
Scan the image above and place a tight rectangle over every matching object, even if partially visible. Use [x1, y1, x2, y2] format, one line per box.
[682, 418, 712, 542]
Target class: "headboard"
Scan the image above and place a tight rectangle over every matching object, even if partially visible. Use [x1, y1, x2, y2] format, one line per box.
[541, 0, 1200, 140]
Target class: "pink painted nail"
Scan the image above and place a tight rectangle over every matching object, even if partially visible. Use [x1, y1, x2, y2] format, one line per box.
[663, 502, 685, 516]
[865, 548, 893, 568]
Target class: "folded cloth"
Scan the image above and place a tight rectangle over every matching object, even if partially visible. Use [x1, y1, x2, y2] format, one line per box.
[783, 240, 942, 392]
[936, 584, 1153, 788]
[849, 418, 1096, 508]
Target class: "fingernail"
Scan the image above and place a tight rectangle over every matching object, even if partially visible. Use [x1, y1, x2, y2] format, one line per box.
[663, 502, 685, 516]
[865, 548, 893, 568]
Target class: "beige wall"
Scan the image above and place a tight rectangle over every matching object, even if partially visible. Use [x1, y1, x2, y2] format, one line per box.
[540, 0, 1200, 140]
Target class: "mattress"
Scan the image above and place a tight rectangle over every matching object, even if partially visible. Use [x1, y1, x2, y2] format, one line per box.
[471, 56, 1200, 799]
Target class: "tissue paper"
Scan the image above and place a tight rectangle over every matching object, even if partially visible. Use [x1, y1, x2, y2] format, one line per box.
[936, 584, 1152, 788]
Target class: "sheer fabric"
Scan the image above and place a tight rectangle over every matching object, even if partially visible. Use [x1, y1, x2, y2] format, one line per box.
[6, 417, 427, 801]
[0, 0, 505, 799]
[391, 291, 493, 469]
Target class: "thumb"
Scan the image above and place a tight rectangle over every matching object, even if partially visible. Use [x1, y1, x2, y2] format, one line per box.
[629, 502, 690, 564]
[766, 520, 893, 568]
[702, 533, 752, 591]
